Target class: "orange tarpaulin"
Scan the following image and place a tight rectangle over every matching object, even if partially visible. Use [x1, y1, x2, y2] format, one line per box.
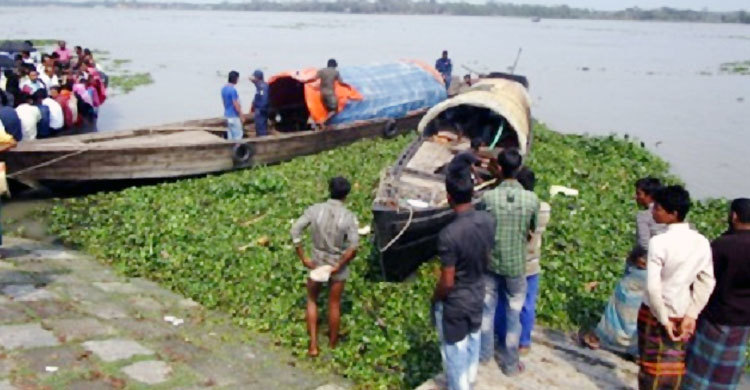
[269, 68, 363, 124]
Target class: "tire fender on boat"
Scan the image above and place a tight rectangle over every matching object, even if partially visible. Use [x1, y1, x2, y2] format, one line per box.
[383, 119, 398, 139]
[232, 143, 254, 165]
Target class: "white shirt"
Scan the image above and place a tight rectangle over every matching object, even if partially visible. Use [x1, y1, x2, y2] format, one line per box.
[15, 103, 41, 141]
[43, 97, 64, 130]
[645, 222, 716, 326]
[39, 73, 59, 89]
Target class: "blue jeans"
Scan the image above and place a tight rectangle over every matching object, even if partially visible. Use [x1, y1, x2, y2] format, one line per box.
[434, 302, 480, 390]
[480, 273, 526, 375]
[226, 117, 243, 140]
[254, 111, 268, 137]
[495, 273, 539, 348]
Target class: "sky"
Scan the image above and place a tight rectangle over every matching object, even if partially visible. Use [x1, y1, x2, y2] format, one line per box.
[42, 0, 750, 12]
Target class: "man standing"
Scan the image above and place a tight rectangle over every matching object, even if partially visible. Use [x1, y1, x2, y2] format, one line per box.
[638, 185, 715, 390]
[433, 156, 495, 390]
[221, 71, 244, 140]
[315, 59, 341, 125]
[290, 177, 359, 357]
[435, 50, 453, 91]
[494, 167, 551, 356]
[683, 198, 750, 390]
[250, 69, 269, 137]
[480, 149, 539, 376]
[54, 41, 72, 67]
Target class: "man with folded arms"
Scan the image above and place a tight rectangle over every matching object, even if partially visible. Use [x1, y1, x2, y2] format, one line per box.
[639, 185, 715, 389]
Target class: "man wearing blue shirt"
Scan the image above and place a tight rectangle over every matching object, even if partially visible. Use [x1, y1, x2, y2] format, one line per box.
[435, 50, 453, 91]
[250, 69, 270, 137]
[221, 71, 244, 140]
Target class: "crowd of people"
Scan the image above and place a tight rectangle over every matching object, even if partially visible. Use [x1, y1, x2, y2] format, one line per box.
[0, 40, 108, 143]
[289, 146, 749, 390]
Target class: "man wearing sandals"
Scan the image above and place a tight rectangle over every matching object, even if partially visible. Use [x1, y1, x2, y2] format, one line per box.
[290, 177, 359, 357]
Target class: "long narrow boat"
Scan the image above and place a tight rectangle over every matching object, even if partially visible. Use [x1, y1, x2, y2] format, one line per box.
[3, 60, 446, 187]
[3, 113, 423, 187]
[372, 74, 532, 281]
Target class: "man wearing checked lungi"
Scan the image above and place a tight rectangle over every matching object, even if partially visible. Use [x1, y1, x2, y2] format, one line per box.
[683, 198, 750, 390]
[640, 185, 716, 390]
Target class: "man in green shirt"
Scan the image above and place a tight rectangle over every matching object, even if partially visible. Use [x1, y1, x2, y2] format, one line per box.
[480, 149, 539, 376]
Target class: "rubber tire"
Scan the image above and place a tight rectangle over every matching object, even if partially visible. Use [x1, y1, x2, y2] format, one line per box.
[232, 143, 254, 165]
[383, 119, 398, 139]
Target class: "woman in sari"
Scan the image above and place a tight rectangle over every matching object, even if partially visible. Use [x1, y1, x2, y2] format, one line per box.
[582, 178, 665, 358]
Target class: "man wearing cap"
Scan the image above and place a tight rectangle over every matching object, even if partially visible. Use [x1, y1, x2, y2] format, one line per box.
[250, 70, 269, 137]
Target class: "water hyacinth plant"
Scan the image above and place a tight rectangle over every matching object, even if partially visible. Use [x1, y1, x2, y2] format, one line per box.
[50, 123, 730, 388]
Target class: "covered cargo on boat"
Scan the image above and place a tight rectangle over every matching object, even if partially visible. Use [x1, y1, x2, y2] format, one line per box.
[268, 60, 447, 131]
[417, 77, 532, 155]
[372, 75, 533, 281]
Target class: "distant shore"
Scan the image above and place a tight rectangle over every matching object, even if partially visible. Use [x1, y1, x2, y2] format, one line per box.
[3, 1, 749, 25]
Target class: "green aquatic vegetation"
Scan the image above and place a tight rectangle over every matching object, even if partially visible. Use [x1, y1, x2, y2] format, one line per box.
[108, 72, 154, 94]
[30, 39, 58, 47]
[719, 60, 750, 75]
[50, 124, 729, 388]
[110, 58, 132, 68]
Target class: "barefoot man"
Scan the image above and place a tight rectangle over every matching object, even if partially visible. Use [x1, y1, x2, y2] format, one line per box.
[290, 176, 359, 357]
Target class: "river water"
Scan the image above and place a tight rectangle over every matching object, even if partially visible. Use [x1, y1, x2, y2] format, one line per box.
[2, 6, 749, 199]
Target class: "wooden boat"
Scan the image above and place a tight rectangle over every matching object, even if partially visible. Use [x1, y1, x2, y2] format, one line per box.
[4, 61, 446, 188]
[372, 74, 532, 281]
[2, 113, 424, 187]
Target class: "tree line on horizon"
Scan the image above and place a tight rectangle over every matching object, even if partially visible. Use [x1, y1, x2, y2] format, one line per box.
[4, 0, 750, 24]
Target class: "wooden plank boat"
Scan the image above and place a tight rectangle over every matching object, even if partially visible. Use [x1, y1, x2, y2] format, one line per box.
[372, 75, 532, 281]
[2, 112, 424, 187]
[4, 61, 447, 188]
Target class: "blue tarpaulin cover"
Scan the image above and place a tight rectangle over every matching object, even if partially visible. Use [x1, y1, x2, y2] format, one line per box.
[329, 61, 447, 125]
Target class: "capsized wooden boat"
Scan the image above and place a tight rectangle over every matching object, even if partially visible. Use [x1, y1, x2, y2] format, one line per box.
[372, 74, 532, 281]
[2, 112, 424, 187]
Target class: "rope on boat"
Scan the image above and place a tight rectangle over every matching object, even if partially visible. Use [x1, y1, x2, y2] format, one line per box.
[379, 179, 498, 254]
[489, 122, 504, 149]
[379, 205, 414, 253]
[8, 148, 91, 179]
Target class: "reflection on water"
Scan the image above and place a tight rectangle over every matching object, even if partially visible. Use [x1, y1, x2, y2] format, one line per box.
[3, 6, 749, 198]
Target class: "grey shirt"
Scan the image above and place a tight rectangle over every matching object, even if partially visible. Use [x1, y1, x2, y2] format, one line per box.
[317, 67, 340, 96]
[630, 203, 666, 261]
[290, 199, 359, 278]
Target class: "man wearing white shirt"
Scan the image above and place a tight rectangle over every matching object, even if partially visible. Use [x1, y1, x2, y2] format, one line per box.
[638, 185, 715, 390]
[15, 94, 42, 141]
[42, 93, 64, 133]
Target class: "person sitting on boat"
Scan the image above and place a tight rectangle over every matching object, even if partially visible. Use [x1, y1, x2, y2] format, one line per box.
[15, 93, 41, 140]
[249, 69, 269, 137]
[20, 69, 45, 95]
[33, 89, 52, 139]
[290, 176, 359, 357]
[221, 70, 244, 140]
[307, 59, 342, 127]
[435, 50, 453, 91]
[0, 91, 22, 142]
